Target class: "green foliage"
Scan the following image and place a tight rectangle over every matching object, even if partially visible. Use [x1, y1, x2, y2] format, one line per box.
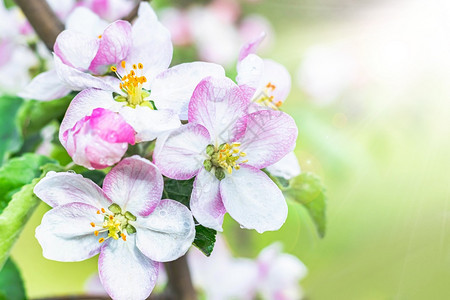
[17, 95, 73, 138]
[0, 96, 24, 166]
[283, 173, 327, 237]
[0, 258, 26, 300]
[193, 225, 217, 257]
[0, 154, 57, 268]
[163, 177, 217, 256]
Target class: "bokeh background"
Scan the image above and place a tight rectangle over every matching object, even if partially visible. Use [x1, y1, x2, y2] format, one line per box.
[9, 0, 450, 298]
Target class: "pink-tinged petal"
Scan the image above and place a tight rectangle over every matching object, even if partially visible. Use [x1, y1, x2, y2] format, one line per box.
[34, 171, 111, 208]
[103, 156, 163, 216]
[65, 6, 108, 36]
[126, 2, 172, 83]
[89, 21, 132, 74]
[135, 199, 195, 262]
[238, 31, 266, 62]
[54, 54, 120, 92]
[236, 53, 264, 92]
[99, 235, 159, 300]
[236, 110, 298, 169]
[266, 152, 301, 180]
[260, 59, 292, 105]
[191, 168, 225, 231]
[61, 106, 131, 169]
[18, 70, 71, 101]
[54, 30, 99, 70]
[150, 62, 225, 120]
[35, 202, 105, 262]
[188, 76, 249, 144]
[59, 89, 121, 142]
[153, 123, 210, 180]
[89, 108, 135, 144]
[118, 106, 180, 142]
[220, 165, 288, 233]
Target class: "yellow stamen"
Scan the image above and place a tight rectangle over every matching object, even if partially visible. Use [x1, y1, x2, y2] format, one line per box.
[121, 233, 127, 241]
[121, 61, 126, 69]
[101, 208, 106, 213]
[99, 238, 105, 243]
[110, 66, 117, 72]
[94, 231, 99, 236]
[90, 222, 95, 227]
[98, 35, 102, 39]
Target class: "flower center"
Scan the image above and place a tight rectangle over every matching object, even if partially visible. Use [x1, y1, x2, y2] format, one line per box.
[203, 143, 248, 180]
[90, 204, 137, 243]
[253, 82, 282, 110]
[111, 61, 155, 109]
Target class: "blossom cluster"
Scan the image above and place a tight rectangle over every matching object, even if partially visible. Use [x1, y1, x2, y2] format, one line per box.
[23, 2, 303, 299]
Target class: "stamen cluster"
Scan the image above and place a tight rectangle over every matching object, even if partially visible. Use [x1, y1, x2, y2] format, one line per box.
[90, 204, 137, 243]
[203, 143, 248, 180]
[111, 61, 150, 107]
[254, 82, 282, 110]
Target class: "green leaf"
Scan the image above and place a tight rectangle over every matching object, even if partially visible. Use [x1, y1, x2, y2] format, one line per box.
[0, 154, 57, 268]
[0, 96, 24, 166]
[0, 258, 26, 300]
[17, 94, 73, 138]
[284, 173, 327, 237]
[193, 225, 217, 257]
[163, 177, 195, 208]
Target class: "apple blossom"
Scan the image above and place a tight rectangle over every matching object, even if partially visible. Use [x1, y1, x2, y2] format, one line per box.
[154, 76, 298, 233]
[34, 156, 196, 300]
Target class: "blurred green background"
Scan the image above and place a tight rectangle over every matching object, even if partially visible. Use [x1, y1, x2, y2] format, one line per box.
[11, 0, 450, 299]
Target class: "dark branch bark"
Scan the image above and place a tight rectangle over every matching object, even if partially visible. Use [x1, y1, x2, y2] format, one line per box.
[123, 0, 147, 23]
[13, 0, 64, 51]
[164, 256, 197, 300]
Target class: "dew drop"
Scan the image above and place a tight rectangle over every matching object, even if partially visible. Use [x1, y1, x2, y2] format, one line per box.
[159, 210, 167, 217]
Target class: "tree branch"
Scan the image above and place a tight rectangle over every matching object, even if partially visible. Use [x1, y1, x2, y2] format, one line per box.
[123, 0, 148, 23]
[13, 0, 64, 51]
[164, 255, 197, 300]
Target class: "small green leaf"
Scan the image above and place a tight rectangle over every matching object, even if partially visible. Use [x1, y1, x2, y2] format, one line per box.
[0, 258, 26, 300]
[163, 177, 195, 208]
[17, 94, 73, 138]
[0, 95, 24, 166]
[284, 173, 327, 237]
[193, 225, 217, 257]
[0, 154, 57, 267]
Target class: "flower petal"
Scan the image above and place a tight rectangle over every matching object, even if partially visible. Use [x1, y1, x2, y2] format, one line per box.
[34, 171, 111, 208]
[238, 31, 266, 62]
[150, 62, 225, 120]
[135, 199, 195, 262]
[260, 58, 292, 105]
[191, 168, 225, 231]
[126, 2, 172, 82]
[102, 156, 163, 216]
[188, 76, 249, 144]
[59, 88, 122, 143]
[18, 70, 71, 101]
[237, 110, 298, 169]
[220, 165, 288, 233]
[266, 151, 301, 180]
[54, 54, 120, 92]
[153, 123, 210, 180]
[118, 106, 181, 142]
[54, 30, 99, 70]
[35, 202, 104, 261]
[65, 6, 108, 36]
[236, 53, 264, 92]
[99, 235, 159, 300]
[89, 20, 132, 74]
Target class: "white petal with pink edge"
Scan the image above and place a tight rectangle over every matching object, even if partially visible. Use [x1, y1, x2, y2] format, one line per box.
[220, 165, 288, 233]
[191, 168, 226, 231]
[135, 199, 195, 262]
[188, 76, 249, 144]
[237, 110, 298, 169]
[266, 151, 301, 180]
[54, 30, 99, 70]
[35, 202, 105, 261]
[150, 62, 225, 120]
[259, 58, 292, 105]
[65, 6, 108, 36]
[18, 70, 71, 101]
[238, 31, 266, 62]
[99, 235, 160, 300]
[236, 53, 264, 92]
[102, 156, 163, 217]
[34, 172, 111, 208]
[153, 123, 210, 180]
[126, 2, 172, 83]
[118, 105, 181, 142]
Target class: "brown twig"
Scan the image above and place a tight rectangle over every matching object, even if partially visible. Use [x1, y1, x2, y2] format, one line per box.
[123, 0, 149, 23]
[13, 0, 64, 51]
[164, 256, 197, 300]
